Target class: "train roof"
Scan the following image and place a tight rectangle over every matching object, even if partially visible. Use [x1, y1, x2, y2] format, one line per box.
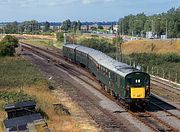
[76, 45, 95, 54]
[65, 44, 139, 77]
[90, 51, 138, 77]
[63, 44, 79, 49]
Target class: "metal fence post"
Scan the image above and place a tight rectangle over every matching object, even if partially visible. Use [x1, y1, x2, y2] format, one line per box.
[147, 66, 149, 73]
[162, 68, 165, 78]
[175, 72, 178, 83]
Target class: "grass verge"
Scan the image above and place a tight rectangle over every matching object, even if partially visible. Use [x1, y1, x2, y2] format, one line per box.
[0, 56, 99, 131]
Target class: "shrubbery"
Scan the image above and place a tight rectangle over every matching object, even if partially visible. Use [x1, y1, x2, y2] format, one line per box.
[0, 35, 18, 56]
[79, 38, 116, 53]
[129, 53, 180, 66]
[0, 91, 34, 104]
[56, 32, 64, 42]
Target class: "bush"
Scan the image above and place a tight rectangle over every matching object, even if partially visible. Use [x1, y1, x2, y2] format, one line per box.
[163, 53, 180, 63]
[0, 91, 34, 103]
[0, 35, 19, 56]
[79, 38, 116, 53]
[129, 53, 180, 66]
[56, 32, 64, 42]
[1, 35, 18, 47]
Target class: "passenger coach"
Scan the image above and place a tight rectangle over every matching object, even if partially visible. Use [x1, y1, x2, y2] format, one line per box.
[63, 44, 150, 109]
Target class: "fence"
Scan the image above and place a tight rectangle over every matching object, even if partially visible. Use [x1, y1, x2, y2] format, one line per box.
[121, 57, 179, 84]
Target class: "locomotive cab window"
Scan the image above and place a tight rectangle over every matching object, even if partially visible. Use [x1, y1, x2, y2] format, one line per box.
[145, 77, 149, 84]
[127, 78, 132, 85]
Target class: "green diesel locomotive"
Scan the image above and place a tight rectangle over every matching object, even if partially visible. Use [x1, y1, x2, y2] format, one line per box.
[63, 44, 150, 108]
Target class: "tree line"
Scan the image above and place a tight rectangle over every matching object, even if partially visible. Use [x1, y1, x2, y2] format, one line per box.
[0, 20, 53, 34]
[118, 7, 180, 38]
[0, 19, 82, 34]
[61, 19, 81, 32]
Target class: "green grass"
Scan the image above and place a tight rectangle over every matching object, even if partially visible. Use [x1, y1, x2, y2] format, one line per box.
[21, 38, 63, 49]
[0, 91, 34, 106]
[21, 38, 54, 47]
[53, 41, 63, 49]
[0, 57, 46, 88]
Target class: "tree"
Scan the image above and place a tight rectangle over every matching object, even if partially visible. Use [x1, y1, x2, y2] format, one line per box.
[87, 24, 89, 31]
[72, 21, 78, 32]
[2, 35, 18, 47]
[0, 28, 3, 34]
[0, 35, 19, 56]
[98, 25, 103, 29]
[117, 7, 180, 38]
[44, 21, 50, 32]
[56, 32, 64, 42]
[77, 20, 81, 30]
[61, 19, 71, 31]
[90, 26, 97, 31]
[4, 21, 18, 34]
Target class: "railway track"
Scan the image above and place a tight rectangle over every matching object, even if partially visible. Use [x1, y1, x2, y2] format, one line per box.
[21, 43, 128, 131]
[20, 42, 180, 93]
[20, 43, 180, 132]
[151, 77, 180, 92]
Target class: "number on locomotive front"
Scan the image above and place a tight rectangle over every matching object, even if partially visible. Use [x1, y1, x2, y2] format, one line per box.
[125, 72, 150, 99]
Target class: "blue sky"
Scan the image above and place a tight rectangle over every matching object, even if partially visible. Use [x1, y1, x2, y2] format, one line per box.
[0, 0, 179, 22]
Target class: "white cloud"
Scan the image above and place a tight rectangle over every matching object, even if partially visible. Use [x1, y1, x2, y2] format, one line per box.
[81, 0, 114, 4]
[0, 0, 115, 7]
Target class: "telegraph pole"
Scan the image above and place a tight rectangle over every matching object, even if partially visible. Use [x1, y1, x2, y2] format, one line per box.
[64, 33, 66, 44]
[166, 19, 168, 39]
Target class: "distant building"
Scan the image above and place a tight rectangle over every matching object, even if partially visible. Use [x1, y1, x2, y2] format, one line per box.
[146, 31, 157, 39]
[161, 35, 167, 39]
[113, 25, 118, 32]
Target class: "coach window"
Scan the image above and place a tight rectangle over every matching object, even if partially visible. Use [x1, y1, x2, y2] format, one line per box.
[105, 69, 108, 76]
[145, 77, 149, 85]
[104, 68, 106, 75]
[108, 71, 111, 78]
[95, 62, 97, 67]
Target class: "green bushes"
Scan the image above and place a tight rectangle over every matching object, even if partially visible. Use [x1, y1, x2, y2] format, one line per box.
[0, 91, 34, 104]
[78, 38, 116, 53]
[163, 53, 180, 62]
[56, 32, 64, 42]
[129, 53, 180, 65]
[0, 35, 18, 56]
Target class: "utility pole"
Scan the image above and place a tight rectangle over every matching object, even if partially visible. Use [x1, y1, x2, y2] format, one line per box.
[64, 33, 66, 44]
[122, 21, 124, 35]
[151, 20, 154, 33]
[131, 21, 133, 37]
[3, 26, 5, 37]
[166, 19, 168, 39]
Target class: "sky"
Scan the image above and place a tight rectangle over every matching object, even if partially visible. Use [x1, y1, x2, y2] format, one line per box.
[0, 0, 179, 22]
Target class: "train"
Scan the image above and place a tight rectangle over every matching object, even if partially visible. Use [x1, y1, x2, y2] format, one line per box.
[63, 44, 150, 109]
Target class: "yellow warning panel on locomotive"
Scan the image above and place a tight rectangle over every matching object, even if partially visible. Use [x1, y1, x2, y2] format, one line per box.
[131, 88, 145, 98]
